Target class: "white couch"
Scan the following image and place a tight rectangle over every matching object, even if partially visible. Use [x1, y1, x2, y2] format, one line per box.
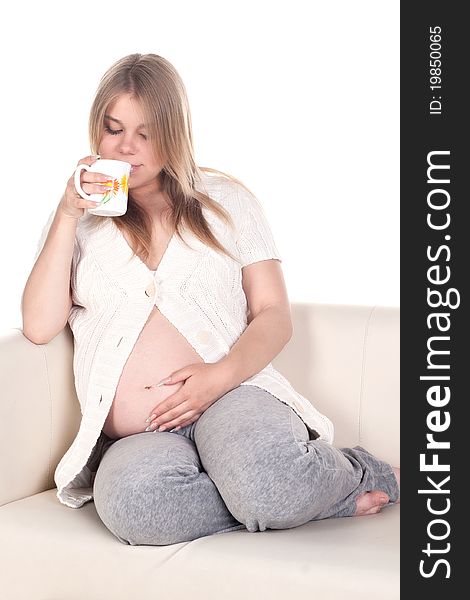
[0, 303, 399, 600]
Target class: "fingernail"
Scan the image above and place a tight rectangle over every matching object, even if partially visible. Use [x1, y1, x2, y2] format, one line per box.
[156, 377, 172, 387]
[145, 413, 157, 423]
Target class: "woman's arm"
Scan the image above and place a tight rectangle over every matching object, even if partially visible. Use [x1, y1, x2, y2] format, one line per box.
[22, 155, 103, 344]
[21, 209, 77, 344]
[216, 259, 293, 389]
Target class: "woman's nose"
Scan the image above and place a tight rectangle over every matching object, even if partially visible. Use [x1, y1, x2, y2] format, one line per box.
[116, 134, 137, 154]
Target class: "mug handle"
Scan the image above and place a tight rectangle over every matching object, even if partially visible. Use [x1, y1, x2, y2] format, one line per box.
[74, 164, 93, 200]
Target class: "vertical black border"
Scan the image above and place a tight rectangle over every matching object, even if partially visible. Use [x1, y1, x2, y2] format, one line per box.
[401, 2, 466, 595]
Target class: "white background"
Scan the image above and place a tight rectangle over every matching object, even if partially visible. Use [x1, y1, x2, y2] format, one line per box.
[0, 0, 399, 333]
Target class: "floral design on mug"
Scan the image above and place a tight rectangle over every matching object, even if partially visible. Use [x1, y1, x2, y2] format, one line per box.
[121, 174, 128, 195]
[101, 175, 128, 205]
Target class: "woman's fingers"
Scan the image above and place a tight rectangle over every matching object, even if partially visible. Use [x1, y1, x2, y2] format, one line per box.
[80, 173, 114, 196]
[146, 409, 201, 432]
[56, 153, 116, 220]
[58, 156, 106, 219]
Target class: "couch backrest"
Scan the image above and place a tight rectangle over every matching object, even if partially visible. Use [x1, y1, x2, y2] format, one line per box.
[273, 303, 399, 467]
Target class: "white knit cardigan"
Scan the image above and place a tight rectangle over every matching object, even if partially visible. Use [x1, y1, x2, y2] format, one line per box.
[34, 173, 334, 508]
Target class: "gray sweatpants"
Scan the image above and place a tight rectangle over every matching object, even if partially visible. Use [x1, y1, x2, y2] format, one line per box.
[92, 385, 399, 546]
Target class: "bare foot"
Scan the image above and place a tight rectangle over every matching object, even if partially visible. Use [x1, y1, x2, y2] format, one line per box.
[354, 466, 400, 516]
[354, 491, 390, 516]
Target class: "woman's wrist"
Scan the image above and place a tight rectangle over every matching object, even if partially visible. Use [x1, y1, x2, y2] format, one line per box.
[56, 208, 81, 223]
[215, 355, 244, 391]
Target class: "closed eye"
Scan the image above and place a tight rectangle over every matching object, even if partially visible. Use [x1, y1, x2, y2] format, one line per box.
[105, 126, 121, 135]
[104, 126, 147, 140]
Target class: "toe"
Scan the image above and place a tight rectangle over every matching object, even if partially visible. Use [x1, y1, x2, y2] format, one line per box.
[355, 490, 390, 516]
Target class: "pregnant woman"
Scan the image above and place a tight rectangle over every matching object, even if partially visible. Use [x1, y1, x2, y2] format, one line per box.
[21, 53, 399, 546]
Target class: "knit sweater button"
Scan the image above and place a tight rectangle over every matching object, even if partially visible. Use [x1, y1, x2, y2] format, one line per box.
[145, 282, 155, 297]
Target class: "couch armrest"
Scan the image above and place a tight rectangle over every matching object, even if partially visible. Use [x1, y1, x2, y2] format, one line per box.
[0, 326, 80, 507]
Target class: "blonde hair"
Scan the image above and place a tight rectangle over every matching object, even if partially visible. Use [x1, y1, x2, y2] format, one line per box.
[87, 53, 251, 265]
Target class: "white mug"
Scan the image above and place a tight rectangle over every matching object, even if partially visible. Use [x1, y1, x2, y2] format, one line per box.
[74, 159, 131, 216]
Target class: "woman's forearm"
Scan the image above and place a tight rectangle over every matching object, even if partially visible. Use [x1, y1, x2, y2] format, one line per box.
[21, 208, 78, 344]
[217, 305, 293, 389]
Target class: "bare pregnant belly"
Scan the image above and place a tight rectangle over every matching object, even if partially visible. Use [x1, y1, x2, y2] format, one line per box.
[102, 307, 204, 439]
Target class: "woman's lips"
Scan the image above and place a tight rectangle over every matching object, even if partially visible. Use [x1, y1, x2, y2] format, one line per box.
[130, 164, 142, 174]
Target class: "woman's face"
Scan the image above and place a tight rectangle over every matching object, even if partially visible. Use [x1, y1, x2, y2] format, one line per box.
[98, 93, 164, 194]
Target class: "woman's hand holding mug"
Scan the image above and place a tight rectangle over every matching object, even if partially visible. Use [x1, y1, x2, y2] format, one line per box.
[58, 155, 123, 220]
[73, 158, 131, 217]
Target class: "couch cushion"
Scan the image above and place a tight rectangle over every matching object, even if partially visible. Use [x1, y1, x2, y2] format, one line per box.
[0, 489, 399, 600]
